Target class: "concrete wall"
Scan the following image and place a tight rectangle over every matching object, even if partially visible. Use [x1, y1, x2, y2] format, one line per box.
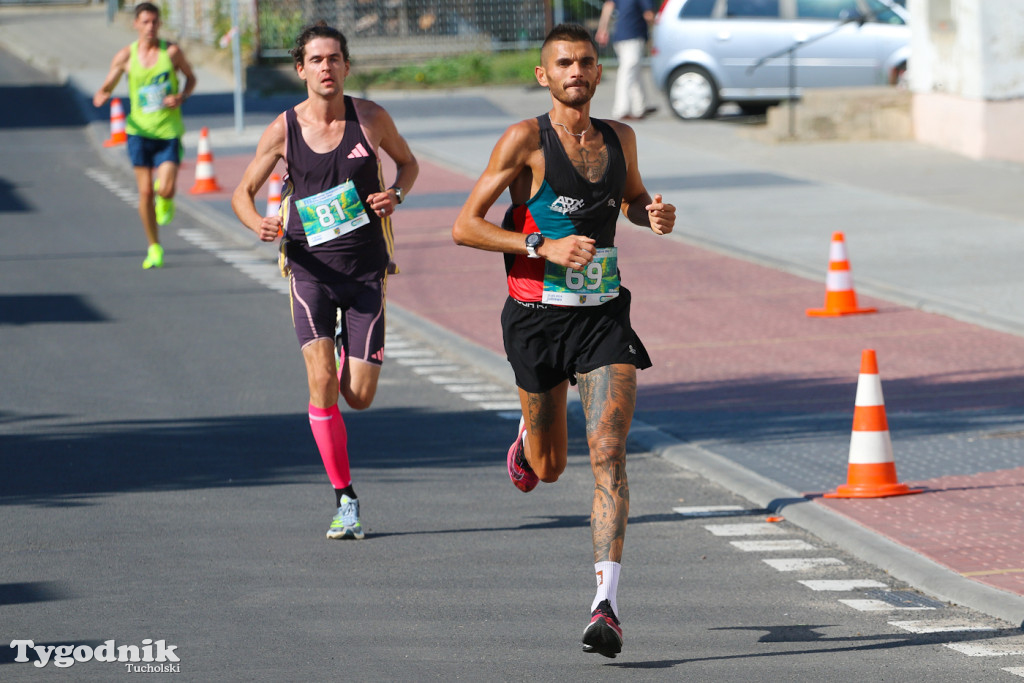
[910, 0, 1024, 162]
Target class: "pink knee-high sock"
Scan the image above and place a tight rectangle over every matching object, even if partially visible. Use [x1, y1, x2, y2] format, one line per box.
[308, 404, 351, 489]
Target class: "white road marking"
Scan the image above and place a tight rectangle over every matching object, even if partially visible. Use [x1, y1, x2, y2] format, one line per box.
[839, 599, 934, 612]
[763, 558, 846, 572]
[945, 640, 1024, 657]
[798, 579, 888, 591]
[730, 540, 817, 552]
[704, 523, 787, 537]
[889, 619, 997, 634]
[673, 505, 747, 517]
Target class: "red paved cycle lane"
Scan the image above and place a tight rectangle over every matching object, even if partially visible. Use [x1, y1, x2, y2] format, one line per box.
[188, 153, 1024, 599]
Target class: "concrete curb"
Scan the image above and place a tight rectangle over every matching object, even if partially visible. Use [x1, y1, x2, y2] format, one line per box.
[628, 431, 1024, 629]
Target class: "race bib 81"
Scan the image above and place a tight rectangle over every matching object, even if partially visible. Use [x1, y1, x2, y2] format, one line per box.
[294, 180, 369, 247]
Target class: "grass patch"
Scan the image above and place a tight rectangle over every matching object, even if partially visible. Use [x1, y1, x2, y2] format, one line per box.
[350, 50, 541, 90]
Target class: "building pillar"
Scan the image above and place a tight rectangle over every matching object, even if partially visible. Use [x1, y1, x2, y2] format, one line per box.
[910, 0, 1024, 161]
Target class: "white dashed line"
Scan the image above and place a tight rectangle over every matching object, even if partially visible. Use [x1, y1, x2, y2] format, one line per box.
[798, 579, 888, 591]
[704, 523, 787, 537]
[763, 558, 846, 572]
[838, 599, 935, 612]
[730, 540, 817, 552]
[673, 505, 747, 518]
[889, 619, 997, 634]
[413, 365, 461, 374]
[944, 640, 1024, 657]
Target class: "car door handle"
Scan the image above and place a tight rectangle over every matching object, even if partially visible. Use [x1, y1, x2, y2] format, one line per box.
[716, 31, 731, 41]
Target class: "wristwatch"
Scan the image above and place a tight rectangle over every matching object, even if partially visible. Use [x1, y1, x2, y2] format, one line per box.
[525, 232, 545, 258]
[390, 186, 404, 205]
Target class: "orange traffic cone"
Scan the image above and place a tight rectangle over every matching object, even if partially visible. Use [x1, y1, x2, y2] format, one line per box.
[824, 350, 923, 499]
[265, 173, 282, 218]
[103, 97, 127, 147]
[806, 231, 876, 317]
[189, 127, 222, 194]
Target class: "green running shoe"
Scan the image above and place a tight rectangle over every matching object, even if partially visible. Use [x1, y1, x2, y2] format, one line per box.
[326, 495, 364, 540]
[142, 243, 164, 270]
[154, 181, 175, 226]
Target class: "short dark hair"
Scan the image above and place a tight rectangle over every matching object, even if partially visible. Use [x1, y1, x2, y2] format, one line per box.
[541, 23, 598, 57]
[291, 21, 350, 67]
[134, 2, 160, 19]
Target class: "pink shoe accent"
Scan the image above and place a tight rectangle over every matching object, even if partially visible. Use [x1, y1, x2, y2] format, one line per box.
[506, 418, 538, 493]
[309, 404, 351, 489]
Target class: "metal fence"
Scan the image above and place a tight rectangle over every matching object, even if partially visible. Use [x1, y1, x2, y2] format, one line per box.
[147, 0, 604, 64]
[255, 0, 605, 61]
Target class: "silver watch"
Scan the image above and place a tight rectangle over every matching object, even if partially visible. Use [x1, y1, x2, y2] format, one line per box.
[525, 232, 545, 258]
[390, 186, 404, 205]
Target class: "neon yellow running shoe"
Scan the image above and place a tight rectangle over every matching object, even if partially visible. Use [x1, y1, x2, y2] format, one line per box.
[154, 181, 175, 226]
[142, 243, 164, 270]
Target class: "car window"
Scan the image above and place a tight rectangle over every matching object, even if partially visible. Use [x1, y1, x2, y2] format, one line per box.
[680, 0, 717, 17]
[795, 0, 860, 20]
[724, 0, 780, 18]
[864, 0, 906, 24]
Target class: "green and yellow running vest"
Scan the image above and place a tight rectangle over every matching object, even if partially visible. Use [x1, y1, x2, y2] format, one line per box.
[126, 40, 184, 140]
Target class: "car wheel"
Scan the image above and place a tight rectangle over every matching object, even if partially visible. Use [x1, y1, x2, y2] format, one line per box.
[891, 62, 908, 88]
[666, 66, 720, 120]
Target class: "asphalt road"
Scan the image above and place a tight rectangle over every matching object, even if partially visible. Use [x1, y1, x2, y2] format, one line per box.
[1, 47, 1021, 681]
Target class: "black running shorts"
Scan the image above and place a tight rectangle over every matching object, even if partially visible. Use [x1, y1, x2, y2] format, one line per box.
[290, 276, 386, 364]
[500, 286, 652, 394]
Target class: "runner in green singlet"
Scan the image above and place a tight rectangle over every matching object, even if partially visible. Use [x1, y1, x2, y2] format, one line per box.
[93, 2, 196, 269]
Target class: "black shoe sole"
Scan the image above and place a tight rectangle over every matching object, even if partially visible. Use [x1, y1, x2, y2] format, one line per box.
[582, 621, 622, 659]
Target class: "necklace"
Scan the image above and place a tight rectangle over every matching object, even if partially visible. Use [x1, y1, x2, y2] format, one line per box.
[552, 119, 592, 138]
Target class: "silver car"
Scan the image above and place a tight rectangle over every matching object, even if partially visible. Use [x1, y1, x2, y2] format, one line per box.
[650, 0, 910, 120]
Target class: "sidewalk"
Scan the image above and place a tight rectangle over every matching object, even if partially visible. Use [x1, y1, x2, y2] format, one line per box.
[4, 4, 1024, 627]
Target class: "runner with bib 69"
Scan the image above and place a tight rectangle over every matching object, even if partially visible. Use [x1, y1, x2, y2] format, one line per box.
[452, 23, 675, 659]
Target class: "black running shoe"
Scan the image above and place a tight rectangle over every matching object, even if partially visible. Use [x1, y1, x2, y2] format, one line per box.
[582, 599, 622, 658]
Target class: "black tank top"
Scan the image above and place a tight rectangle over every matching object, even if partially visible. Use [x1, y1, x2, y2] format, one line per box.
[503, 114, 627, 301]
[283, 96, 387, 282]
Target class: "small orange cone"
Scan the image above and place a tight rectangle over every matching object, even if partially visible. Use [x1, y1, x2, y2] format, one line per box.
[806, 231, 876, 317]
[265, 173, 282, 218]
[824, 349, 923, 499]
[103, 97, 127, 147]
[189, 127, 222, 194]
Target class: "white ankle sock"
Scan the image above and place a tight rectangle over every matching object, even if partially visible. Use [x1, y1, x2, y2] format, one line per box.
[591, 561, 621, 617]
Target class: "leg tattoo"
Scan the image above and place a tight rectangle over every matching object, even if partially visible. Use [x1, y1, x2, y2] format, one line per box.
[578, 365, 636, 563]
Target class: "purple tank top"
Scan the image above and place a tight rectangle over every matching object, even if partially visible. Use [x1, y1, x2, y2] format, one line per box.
[283, 96, 388, 282]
